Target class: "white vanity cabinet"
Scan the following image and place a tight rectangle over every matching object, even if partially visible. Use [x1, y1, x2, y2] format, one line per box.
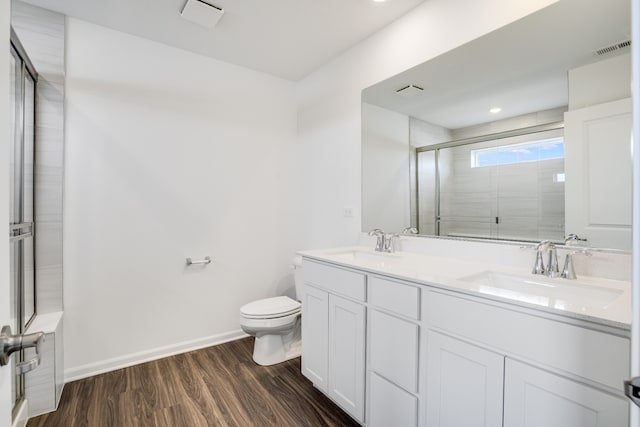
[299, 255, 630, 427]
[426, 290, 629, 427]
[425, 328, 629, 427]
[300, 260, 366, 423]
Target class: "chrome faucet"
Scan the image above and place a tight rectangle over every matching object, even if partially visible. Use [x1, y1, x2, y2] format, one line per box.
[368, 229, 400, 253]
[532, 239, 591, 279]
[383, 233, 399, 253]
[368, 229, 385, 252]
[532, 240, 559, 277]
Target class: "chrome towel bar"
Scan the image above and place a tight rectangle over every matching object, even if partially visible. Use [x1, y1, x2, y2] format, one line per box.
[186, 256, 211, 266]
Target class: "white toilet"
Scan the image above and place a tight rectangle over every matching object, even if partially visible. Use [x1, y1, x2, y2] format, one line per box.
[239, 258, 303, 366]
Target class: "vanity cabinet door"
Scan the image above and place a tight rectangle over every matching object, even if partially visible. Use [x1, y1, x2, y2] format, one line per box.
[504, 358, 628, 427]
[426, 330, 504, 427]
[301, 285, 328, 392]
[328, 294, 365, 423]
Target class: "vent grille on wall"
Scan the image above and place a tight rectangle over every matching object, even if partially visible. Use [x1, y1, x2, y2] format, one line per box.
[594, 40, 631, 56]
[396, 84, 424, 98]
[181, 0, 225, 29]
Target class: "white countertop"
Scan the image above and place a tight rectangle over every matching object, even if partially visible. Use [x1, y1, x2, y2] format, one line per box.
[298, 246, 631, 329]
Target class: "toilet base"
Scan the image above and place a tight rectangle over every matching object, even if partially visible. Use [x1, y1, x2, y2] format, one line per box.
[252, 321, 301, 366]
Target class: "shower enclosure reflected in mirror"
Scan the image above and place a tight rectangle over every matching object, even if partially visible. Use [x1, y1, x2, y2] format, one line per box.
[361, 0, 632, 250]
[417, 124, 565, 242]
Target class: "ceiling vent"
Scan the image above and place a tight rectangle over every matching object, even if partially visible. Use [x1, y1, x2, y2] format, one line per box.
[181, 0, 224, 30]
[396, 84, 424, 98]
[594, 39, 631, 56]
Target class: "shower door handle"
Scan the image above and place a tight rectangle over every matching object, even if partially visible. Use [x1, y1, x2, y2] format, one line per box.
[0, 325, 45, 374]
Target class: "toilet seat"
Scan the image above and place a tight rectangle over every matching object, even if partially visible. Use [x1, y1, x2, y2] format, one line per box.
[239, 312, 299, 331]
[240, 296, 301, 319]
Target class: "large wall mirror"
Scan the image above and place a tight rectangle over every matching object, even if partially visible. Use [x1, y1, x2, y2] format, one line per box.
[362, 0, 632, 251]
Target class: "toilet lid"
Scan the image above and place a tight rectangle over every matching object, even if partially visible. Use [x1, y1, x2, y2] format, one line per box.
[240, 296, 301, 319]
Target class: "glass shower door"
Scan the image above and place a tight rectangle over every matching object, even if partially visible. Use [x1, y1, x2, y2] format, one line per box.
[9, 35, 37, 419]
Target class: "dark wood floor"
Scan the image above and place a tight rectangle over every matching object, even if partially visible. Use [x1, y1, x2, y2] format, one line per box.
[28, 337, 360, 427]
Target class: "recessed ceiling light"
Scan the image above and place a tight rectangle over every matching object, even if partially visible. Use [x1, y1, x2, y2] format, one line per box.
[489, 107, 502, 114]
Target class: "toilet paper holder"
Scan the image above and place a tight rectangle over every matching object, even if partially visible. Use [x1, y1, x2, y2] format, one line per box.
[186, 256, 212, 266]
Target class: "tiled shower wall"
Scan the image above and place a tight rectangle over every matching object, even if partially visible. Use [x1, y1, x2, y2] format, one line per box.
[12, 0, 65, 314]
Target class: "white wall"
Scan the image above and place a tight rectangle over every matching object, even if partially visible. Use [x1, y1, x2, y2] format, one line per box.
[410, 118, 452, 148]
[361, 103, 409, 232]
[295, 0, 558, 250]
[63, 18, 297, 379]
[568, 53, 631, 109]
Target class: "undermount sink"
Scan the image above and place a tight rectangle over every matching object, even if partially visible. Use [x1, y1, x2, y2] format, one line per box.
[458, 271, 624, 310]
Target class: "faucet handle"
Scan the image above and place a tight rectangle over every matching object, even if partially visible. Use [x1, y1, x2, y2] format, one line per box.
[531, 240, 553, 275]
[368, 229, 385, 252]
[368, 228, 384, 236]
[561, 252, 576, 280]
[560, 249, 592, 280]
[565, 234, 588, 246]
[532, 247, 545, 275]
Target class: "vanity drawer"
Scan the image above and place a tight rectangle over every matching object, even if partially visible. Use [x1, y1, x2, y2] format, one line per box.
[369, 309, 419, 392]
[369, 276, 420, 320]
[302, 259, 366, 302]
[369, 372, 418, 427]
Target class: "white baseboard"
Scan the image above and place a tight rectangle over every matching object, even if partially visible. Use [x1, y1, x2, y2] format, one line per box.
[64, 329, 248, 383]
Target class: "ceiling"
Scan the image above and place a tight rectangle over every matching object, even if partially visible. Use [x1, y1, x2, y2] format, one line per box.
[362, 0, 631, 129]
[20, 0, 426, 81]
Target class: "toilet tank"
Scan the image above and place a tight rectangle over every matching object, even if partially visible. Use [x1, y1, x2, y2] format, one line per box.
[293, 255, 304, 301]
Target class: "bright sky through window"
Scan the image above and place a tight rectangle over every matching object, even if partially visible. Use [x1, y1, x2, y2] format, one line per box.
[471, 137, 564, 168]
